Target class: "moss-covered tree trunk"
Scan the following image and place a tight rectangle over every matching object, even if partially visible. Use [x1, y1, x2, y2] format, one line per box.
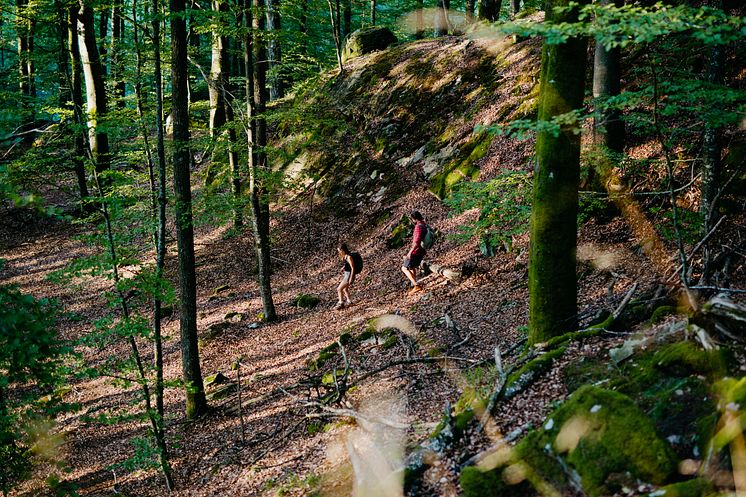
[528, 0, 588, 345]
[171, 0, 208, 419]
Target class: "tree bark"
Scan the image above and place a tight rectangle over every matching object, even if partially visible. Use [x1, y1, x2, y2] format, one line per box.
[205, 0, 229, 186]
[370, 0, 376, 25]
[327, 0, 344, 72]
[591, 0, 623, 154]
[67, 6, 90, 205]
[478, 0, 501, 21]
[267, 0, 285, 100]
[528, 0, 589, 344]
[251, 0, 277, 322]
[171, 0, 208, 419]
[465, 0, 475, 23]
[110, 0, 126, 108]
[16, 0, 35, 126]
[699, 3, 724, 284]
[78, 3, 111, 190]
[342, 0, 351, 41]
[435, 0, 448, 36]
[415, 0, 424, 39]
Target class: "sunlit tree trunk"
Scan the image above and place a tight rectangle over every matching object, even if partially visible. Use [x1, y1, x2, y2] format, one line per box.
[370, 0, 375, 25]
[251, 0, 277, 322]
[205, 0, 228, 186]
[267, 0, 285, 100]
[327, 0, 344, 72]
[110, 0, 126, 108]
[528, 0, 589, 344]
[78, 3, 111, 189]
[465, 0, 475, 22]
[67, 6, 89, 205]
[171, 0, 208, 419]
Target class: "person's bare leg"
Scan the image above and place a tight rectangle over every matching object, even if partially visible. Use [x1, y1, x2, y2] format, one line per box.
[401, 266, 418, 287]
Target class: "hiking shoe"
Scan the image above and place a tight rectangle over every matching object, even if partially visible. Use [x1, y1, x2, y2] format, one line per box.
[345, 300, 352, 306]
[334, 301, 346, 310]
[407, 285, 423, 294]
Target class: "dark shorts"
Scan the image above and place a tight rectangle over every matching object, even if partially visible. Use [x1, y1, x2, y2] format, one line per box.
[403, 253, 424, 269]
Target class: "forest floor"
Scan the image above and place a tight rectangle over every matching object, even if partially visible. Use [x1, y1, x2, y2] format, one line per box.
[1, 173, 720, 497]
[2, 32, 745, 497]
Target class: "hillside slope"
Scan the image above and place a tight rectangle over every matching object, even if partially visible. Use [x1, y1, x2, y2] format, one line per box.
[1, 32, 745, 497]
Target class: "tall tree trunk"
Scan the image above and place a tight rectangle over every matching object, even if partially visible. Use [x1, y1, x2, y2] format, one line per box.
[78, 3, 111, 190]
[189, 0, 201, 48]
[435, 0, 448, 36]
[16, 0, 35, 126]
[528, 0, 589, 344]
[111, 0, 126, 108]
[67, 6, 90, 205]
[205, 0, 229, 186]
[171, 0, 208, 419]
[510, 0, 519, 16]
[251, 0, 277, 322]
[700, 4, 724, 284]
[370, 0, 376, 25]
[478, 0, 501, 21]
[415, 0, 424, 39]
[591, 0, 623, 154]
[342, 0, 351, 41]
[57, 3, 71, 106]
[267, 0, 285, 100]
[465, 0, 475, 23]
[327, 0, 344, 72]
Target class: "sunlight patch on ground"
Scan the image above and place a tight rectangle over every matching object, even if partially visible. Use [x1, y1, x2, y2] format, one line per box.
[577, 243, 619, 271]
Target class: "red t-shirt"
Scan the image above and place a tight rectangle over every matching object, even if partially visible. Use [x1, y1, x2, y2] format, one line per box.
[411, 221, 426, 256]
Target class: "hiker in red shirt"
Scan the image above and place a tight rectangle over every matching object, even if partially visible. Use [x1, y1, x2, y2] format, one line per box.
[401, 210, 426, 294]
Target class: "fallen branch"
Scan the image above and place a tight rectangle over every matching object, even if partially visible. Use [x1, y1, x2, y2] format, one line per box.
[612, 282, 638, 320]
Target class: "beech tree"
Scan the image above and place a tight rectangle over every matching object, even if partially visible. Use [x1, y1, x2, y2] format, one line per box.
[528, 0, 589, 344]
[171, 0, 208, 419]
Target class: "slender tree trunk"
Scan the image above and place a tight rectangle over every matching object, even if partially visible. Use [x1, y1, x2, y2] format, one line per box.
[171, 0, 208, 419]
[299, 0, 308, 56]
[147, 0, 174, 485]
[267, 0, 285, 100]
[465, 0, 475, 23]
[415, 0, 424, 39]
[510, 0, 519, 16]
[68, 6, 90, 205]
[16, 0, 34, 126]
[205, 0, 229, 186]
[435, 0, 448, 36]
[700, 7, 724, 284]
[370, 0, 376, 25]
[111, 0, 126, 108]
[57, 3, 71, 106]
[327, 0, 344, 72]
[78, 3, 111, 190]
[189, 0, 201, 48]
[251, 0, 277, 322]
[528, 0, 589, 344]
[342, 0, 351, 41]
[478, 0, 501, 21]
[591, 0, 623, 153]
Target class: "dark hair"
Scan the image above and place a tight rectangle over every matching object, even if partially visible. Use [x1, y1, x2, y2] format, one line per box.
[338, 242, 350, 255]
[411, 210, 424, 221]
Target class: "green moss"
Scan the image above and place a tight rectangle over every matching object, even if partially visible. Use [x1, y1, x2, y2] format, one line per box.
[654, 478, 715, 497]
[429, 131, 493, 199]
[291, 293, 321, 309]
[551, 386, 677, 496]
[460, 466, 511, 497]
[652, 341, 731, 380]
[386, 214, 412, 249]
[649, 305, 681, 323]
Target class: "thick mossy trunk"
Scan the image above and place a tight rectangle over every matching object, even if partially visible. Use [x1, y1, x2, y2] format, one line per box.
[528, 0, 588, 344]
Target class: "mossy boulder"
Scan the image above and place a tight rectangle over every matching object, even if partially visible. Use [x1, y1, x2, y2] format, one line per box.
[652, 341, 732, 380]
[342, 27, 397, 62]
[461, 386, 678, 497]
[429, 130, 493, 199]
[291, 293, 321, 309]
